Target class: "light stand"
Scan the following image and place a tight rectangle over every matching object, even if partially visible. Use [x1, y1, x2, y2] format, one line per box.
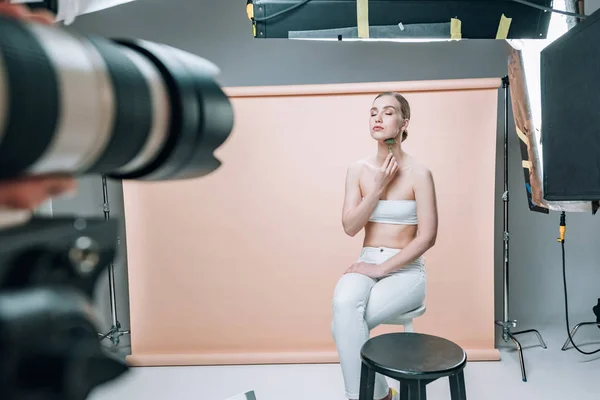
[560, 298, 600, 351]
[561, 322, 600, 351]
[97, 175, 130, 346]
[494, 76, 547, 382]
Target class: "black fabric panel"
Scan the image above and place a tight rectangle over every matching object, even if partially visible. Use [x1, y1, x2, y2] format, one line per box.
[254, 0, 552, 39]
[541, 9, 600, 201]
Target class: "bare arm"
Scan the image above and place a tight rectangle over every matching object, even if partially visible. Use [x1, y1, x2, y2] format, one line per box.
[341, 162, 381, 237]
[342, 154, 398, 236]
[379, 166, 438, 274]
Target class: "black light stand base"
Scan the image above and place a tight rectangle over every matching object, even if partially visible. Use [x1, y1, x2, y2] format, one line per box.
[561, 322, 600, 351]
[496, 76, 546, 383]
[98, 320, 131, 346]
[495, 321, 547, 382]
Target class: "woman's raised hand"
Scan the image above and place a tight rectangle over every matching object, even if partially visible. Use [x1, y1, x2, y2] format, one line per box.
[373, 153, 398, 193]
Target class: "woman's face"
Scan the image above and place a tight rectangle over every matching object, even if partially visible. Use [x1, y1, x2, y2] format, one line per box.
[369, 95, 407, 141]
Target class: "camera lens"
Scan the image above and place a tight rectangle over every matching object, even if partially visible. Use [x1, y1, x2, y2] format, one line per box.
[0, 15, 234, 181]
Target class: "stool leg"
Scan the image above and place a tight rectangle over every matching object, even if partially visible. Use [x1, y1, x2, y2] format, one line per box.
[358, 362, 376, 400]
[449, 370, 467, 400]
[399, 380, 409, 399]
[407, 380, 427, 400]
[404, 319, 414, 333]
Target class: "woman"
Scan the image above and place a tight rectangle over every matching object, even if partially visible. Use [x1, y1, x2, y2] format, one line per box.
[331, 92, 438, 400]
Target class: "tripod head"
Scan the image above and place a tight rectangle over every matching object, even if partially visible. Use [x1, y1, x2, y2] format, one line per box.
[0, 215, 129, 400]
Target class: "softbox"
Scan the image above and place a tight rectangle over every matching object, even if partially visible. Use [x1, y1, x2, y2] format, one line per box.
[250, 0, 553, 39]
[541, 8, 600, 202]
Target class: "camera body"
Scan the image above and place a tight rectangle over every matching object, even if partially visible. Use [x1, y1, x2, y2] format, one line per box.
[0, 216, 128, 400]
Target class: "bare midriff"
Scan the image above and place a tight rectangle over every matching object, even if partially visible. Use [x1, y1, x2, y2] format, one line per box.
[363, 222, 417, 250]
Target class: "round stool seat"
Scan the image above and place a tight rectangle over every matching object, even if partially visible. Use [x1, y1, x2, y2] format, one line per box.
[358, 333, 467, 400]
[384, 304, 426, 325]
[361, 333, 466, 380]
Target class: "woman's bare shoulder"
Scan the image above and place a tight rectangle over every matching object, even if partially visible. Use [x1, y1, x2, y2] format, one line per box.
[413, 163, 433, 178]
[411, 166, 435, 193]
[402, 158, 433, 186]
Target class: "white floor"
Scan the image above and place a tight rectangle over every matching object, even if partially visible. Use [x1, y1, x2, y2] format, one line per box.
[90, 323, 600, 400]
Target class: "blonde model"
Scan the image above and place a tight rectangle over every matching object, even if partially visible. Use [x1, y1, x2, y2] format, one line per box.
[332, 92, 439, 400]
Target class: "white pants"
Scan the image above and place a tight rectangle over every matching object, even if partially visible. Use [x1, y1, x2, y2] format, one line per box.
[331, 247, 426, 400]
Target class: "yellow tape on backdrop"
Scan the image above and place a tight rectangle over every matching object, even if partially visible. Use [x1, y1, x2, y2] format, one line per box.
[496, 13, 512, 39]
[451, 18, 462, 39]
[357, 0, 369, 38]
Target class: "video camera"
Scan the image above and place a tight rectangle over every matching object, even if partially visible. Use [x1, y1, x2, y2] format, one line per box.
[0, 3, 235, 399]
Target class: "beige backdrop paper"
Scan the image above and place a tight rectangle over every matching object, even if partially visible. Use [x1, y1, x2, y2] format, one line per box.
[122, 78, 502, 367]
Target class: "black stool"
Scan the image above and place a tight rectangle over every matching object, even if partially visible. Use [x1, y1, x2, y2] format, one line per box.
[359, 333, 467, 400]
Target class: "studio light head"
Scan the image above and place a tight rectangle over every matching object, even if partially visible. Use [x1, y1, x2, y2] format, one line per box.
[248, 0, 554, 39]
[0, 11, 235, 400]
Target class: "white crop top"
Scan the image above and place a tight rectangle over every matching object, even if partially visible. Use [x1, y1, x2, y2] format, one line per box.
[368, 199, 418, 225]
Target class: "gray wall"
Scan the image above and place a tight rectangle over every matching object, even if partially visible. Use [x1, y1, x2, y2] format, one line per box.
[588, 0, 600, 14]
[53, 0, 600, 352]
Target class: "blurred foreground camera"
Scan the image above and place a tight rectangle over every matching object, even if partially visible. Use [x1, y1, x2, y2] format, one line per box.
[0, 13, 234, 400]
[0, 13, 234, 180]
[0, 217, 126, 400]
